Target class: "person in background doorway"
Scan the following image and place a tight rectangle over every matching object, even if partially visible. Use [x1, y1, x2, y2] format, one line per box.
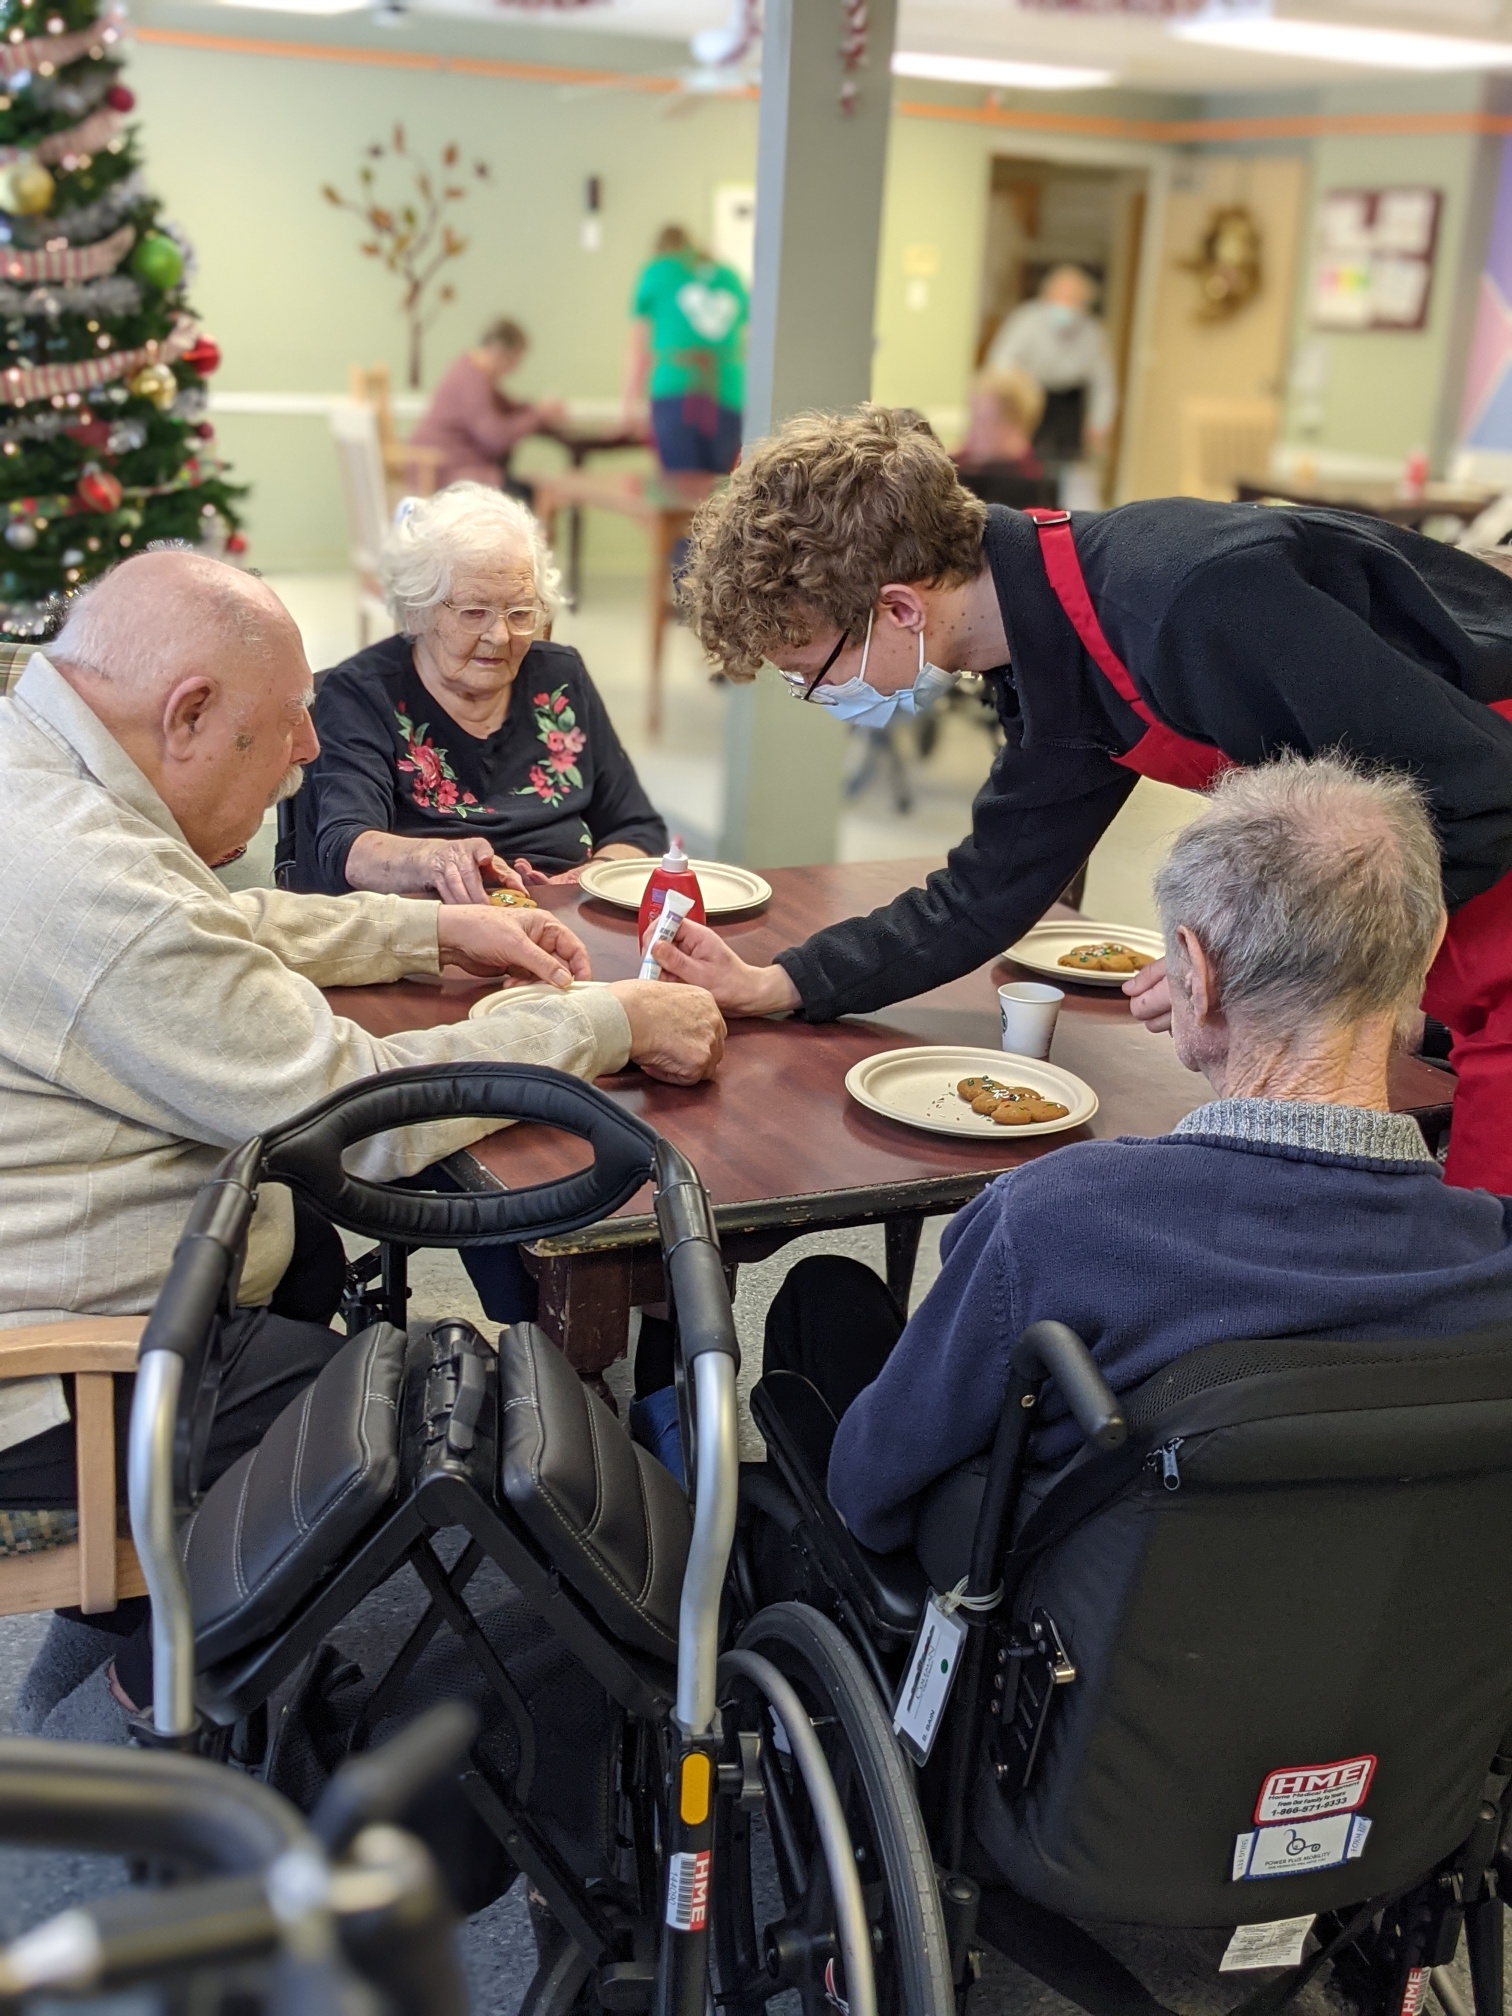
[954, 367, 1056, 510]
[986, 264, 1117, 471]
[409, 317, 566, 494]
[623, 224, 748, 476]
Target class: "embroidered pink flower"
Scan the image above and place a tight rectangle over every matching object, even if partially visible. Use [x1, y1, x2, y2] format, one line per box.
[437, 780, 459, 809]
[408, 741, 443, 791]
[545, 729, 568, 755]
[563, 727, 585, 757]
[528, 764, 554, 801]
[461, 791, 478, 806]
[552, 694, 570, 715]
[532, 692, 549, 707]
[514, 685, 587, 810]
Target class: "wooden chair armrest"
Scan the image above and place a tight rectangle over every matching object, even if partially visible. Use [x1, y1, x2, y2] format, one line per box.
[0, 1315, 145, 1377]
[384, 441, 444, 472]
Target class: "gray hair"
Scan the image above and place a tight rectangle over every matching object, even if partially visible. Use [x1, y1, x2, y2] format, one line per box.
[380, 481, 565, 635]
[1153, 754, 1444, 1035]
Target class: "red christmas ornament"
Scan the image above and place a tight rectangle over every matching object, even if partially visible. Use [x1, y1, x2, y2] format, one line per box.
[195, 422, 214, 439]
[226, 531, 248, 555]
[105, 84, 135, 111]
[75, 466, 122, 513]
[182, 335, 221, 377]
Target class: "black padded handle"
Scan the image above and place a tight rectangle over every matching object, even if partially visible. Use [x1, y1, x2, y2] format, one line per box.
[137, 1146, 261, 1365]
[653, 1140, 738, 1365]
[260, 1063, 659, 1246]
[1012, 1320, 1127, 1450]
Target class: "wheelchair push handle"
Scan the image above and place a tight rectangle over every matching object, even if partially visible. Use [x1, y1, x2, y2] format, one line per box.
[136, 1148, 261, 1365]
[260, 1062, 660, 1248]
[653, 1141, 738, 1365]
[1012, 1321, 1127, 1450]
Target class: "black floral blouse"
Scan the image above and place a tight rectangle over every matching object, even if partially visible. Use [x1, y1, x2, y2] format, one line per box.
[294, 635, 667, 892]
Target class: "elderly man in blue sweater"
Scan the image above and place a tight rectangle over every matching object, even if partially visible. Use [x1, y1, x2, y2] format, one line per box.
[800, 755, 1512, 1556]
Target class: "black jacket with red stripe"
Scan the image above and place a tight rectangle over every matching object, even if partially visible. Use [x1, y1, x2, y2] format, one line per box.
[776, 498, 1512, 1021]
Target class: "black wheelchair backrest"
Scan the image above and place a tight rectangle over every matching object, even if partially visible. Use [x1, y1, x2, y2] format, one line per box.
[976, 1323, 1512, 1931]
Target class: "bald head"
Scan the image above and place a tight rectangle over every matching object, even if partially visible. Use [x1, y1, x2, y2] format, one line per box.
[52, 551, 301, 700]
[50, 551, 320, 867]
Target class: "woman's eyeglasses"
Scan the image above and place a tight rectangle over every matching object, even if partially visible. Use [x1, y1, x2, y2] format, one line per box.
[439, 601, 540, 638]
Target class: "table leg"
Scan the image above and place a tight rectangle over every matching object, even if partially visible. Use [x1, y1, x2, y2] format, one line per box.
[884, 1216, 924, 1315]
[532, 1248, 635, 1382]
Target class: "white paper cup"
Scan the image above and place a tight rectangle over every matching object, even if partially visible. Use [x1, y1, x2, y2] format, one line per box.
[999, 981, 1064, 1061]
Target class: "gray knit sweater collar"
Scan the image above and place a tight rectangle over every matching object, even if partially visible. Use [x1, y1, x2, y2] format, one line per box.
[1172, 1097, 1435, 1166]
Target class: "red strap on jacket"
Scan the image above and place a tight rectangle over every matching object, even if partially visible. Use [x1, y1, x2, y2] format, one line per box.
[1024, 508, 1156, 725]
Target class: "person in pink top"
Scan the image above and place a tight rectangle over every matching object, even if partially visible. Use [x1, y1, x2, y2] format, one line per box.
[408, 317, 564, 491]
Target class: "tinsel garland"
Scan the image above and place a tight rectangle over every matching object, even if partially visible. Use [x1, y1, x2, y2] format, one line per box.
[0, 217, 132, 282]
[0, 310, 196, 403]
[0, 269, 138, 314]
[28, 63, 117, 122]
[2, 166, 142, 248]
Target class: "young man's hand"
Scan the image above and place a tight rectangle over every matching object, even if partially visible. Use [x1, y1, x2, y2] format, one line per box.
[649, 918, 801, 1018]
[1123, 957, 1172, 1033]
[436, 904, 592, 987]
[606, 980, 726, 1084]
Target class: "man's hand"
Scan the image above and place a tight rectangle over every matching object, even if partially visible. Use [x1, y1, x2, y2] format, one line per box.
[650, 918, 801, 1018]
[1123, 956, 1172, 1033]
[437, 905, 592, 987]
[606, 980, 726, 1084]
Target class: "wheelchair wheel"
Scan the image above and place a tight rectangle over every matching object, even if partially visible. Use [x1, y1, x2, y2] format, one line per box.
[713, 1601, 955, 2015]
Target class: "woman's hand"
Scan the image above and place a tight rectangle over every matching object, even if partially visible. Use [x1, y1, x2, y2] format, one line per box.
[345, 831, 527, 905]
[436, 904, 592, 987]
[1123, 957, 1172, 1033]
[511, 843, 648, 889]
[650, 918, 801, 1018]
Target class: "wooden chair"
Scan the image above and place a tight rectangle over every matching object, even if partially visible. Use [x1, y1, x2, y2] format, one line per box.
[348, 363, 444, 508]
[0, 1315, 146, 1617]
[1177, 394, 1279, 501]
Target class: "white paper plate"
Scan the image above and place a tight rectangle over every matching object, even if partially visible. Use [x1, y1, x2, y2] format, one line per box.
[1005, 919, 1166, 989]
[844, 1046, 1098, 1141]
[577, 857, 773, 917]
[468, 980, 609, 1019]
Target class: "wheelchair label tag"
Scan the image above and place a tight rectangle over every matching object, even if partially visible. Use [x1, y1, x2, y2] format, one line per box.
[1233, 1813, 1371, 1881]
[1219, 1915, 1315, 1972]
[1255, 1754, 1376, 1824]
[665, 1849, 710, 1933]
[893, 1593, 967, 1765]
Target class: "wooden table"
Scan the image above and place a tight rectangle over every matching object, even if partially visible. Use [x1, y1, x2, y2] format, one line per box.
[328, 859, 1455, 1380]
[535, 424, 648, 603]
[1235, 476, 1496, 532]
[529, 468, 722, 737]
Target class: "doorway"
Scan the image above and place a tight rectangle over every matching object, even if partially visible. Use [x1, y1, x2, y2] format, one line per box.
[976, 156, 1148, 499]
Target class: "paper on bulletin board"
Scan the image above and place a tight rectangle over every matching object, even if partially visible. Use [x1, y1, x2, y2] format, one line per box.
[1309, 187, 1440, 332]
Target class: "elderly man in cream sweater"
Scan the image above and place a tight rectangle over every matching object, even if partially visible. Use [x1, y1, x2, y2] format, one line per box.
[0, 550, 723, 1529]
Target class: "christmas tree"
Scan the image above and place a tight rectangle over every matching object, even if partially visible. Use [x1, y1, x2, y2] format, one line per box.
[0, 0, 242, 644]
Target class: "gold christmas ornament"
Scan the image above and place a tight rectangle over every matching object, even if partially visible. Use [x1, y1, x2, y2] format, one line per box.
[6, 160, 55, 216]
[128, 362, 177, 410]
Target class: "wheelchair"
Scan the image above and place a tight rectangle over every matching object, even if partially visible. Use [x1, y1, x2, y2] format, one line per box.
[0, 1703, 474, 2012]
[737, 1312, 1512, 2016]
[118, 1061, 947, 2014]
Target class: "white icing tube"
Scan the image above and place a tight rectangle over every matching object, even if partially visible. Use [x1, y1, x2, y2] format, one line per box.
[637, 887, 696, 981]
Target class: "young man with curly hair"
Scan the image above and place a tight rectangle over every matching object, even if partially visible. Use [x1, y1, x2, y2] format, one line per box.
[654, 404, 1512, 1194]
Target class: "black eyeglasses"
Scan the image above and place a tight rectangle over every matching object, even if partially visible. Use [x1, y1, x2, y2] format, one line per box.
[780, 631, 851, 703]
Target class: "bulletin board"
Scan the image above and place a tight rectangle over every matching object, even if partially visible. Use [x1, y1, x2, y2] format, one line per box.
[1309, 187, 1441, 332]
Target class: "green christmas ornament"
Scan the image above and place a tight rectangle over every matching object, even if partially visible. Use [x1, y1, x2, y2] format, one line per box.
[130, 233, 185, 291]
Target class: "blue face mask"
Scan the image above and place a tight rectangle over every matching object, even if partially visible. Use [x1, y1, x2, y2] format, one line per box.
[1046, 302, 1081, 332]
[785, 613, 960, 729]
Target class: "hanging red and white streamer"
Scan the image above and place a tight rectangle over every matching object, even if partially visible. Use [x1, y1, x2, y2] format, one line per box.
[0, 313, 196, 406]
[0, 219, 133, 284]
[0, 6, 125, 80]
[839, 0, 868, 113]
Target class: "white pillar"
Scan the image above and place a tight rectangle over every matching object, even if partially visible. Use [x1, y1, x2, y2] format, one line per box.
[719, 0, 899, 869]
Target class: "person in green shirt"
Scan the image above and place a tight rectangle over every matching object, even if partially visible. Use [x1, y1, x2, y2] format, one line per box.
[622, 223, 748, 474]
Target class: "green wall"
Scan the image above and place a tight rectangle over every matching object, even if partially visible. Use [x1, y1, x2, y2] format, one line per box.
[124, 6, 1504, 563]
[1275, 76, 1490, 468]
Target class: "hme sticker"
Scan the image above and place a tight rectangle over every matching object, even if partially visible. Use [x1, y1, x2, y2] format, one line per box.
[1254, 1755, 1376, 1825]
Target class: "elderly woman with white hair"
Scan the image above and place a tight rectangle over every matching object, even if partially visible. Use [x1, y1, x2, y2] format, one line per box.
[295, 483, 666, 901]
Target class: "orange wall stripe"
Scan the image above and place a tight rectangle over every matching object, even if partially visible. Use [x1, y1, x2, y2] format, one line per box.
[131, 28, 1512, 142]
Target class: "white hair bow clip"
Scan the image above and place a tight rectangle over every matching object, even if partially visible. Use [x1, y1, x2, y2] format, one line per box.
[392, 495, 421, 528]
